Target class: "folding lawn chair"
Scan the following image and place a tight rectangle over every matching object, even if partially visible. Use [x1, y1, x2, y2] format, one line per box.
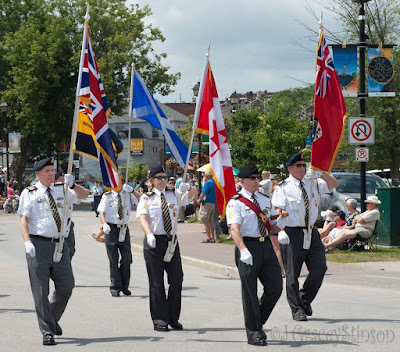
[348, 221, 378, 251]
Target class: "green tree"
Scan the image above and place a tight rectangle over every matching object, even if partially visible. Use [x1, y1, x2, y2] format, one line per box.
[0, 0, 180, 184]
[128, 162, 148, 183]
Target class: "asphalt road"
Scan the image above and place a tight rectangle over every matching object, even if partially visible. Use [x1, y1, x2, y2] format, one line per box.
[0, 209, 399, 351]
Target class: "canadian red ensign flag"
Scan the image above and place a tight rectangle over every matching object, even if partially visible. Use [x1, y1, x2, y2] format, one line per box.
[193, 54, 236, 218]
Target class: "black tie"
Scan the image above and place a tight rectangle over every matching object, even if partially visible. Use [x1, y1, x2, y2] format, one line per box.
[251, 194, 267, 238]
[299, 181, 310, 227]
[161, 193, 172, 235]
[117, 194, 123, 220]
[47, 188, 61, 232]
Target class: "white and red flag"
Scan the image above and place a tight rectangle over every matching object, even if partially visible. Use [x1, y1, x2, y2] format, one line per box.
[193, 55, 236, 218]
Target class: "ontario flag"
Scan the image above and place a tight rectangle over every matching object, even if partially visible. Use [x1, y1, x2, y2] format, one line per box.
[75, 21, 121, 191]
[311, 26, 348, 172]
[193, 55, 236, 218]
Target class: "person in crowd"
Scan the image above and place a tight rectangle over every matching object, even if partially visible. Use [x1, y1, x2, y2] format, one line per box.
[318, 206, 339, 239]
[259, 170, 272, 197]
[139, 169, 151, 194]
[7, 180, 15, 198]
[17, 157, 87, 345]
[343, 198, 360, 228]
[227, 165, 282, 346]
[137, 165, 189, 332]
[91, 180, 103, 217]
[174, 171, 183, 190]
[197, 172, 217, 243]
[3, 196, 14, 213]
[168, 177, 176, 190]
[324, 195, 381, 251]
[272, 153, 339, 322]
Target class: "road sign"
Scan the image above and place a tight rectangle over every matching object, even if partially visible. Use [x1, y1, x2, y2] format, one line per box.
[355, 147, 369, 162]
[348, 117, 375, 144]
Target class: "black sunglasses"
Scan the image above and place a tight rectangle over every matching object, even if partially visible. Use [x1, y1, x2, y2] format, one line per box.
[247, 176, 261, 180]
[294, 163, 307, 168]
[154, 175, 168, 180]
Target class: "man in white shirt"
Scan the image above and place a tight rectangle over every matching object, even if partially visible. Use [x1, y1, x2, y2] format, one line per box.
[324, 195, 381, 250]
[259, 170, 272, 198]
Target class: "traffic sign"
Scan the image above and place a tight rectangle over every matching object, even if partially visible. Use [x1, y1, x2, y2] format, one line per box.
[355, 147, 369, 162]
[348, 117, 375, 144]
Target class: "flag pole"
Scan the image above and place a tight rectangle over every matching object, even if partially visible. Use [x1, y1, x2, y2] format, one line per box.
[68, 4, 89, 175]
[125, 63, 135, 183]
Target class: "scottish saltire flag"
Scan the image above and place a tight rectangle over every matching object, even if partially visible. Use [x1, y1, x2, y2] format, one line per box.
[311, 26, 347, 172]
[131, 70, 191, 168]
[194, 55, 235, 218]
[76, 23, 121, 191]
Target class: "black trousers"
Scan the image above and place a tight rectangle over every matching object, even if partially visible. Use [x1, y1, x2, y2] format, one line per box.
[143, 236, 183, 327]
[104, 225, 132, 293]
[65, 221, 75, 260]
[281, 227, 327, 316]
[235, 238, 282, 341]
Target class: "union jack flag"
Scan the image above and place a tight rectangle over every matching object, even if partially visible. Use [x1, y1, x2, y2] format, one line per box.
[315, 32, 335, 98]
[77, 23, 121, 191]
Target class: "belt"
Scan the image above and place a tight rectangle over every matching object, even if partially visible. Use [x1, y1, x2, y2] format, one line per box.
[243, 236, 269, 242]
[154, 234, 173, 241]
[108, 223, 126, 228]
[286, 225, 315, 229]
[30, 234, 59, 243]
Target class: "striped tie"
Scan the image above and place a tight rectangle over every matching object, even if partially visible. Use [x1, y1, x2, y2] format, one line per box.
[251, 194, 267, 238]
[47, 188, 61, 233]
[299, 181, 310, 227]
[117, 194, 123, 220]
[161, 193, 172, 235]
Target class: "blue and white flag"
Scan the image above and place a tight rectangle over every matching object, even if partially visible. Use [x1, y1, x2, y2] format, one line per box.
[131, 71, 191, 167]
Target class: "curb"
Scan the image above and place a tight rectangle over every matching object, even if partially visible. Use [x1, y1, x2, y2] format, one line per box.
[131, 243, 239, 280]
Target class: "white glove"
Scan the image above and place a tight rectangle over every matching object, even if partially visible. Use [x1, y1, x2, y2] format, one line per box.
[278, 230, 290, 245]
[178, 182, 190, 192]
[102, 223, 111, 235]
[239, 248, 253, 266]
[123, 184, 133, 193]
[146, 233, 156, 248]
[24, 241, 36, 257]
[306, 169, 322, 179]
[64, 174, 75, 188]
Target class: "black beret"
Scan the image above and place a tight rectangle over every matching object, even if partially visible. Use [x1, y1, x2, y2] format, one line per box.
[238, 165, 259, 179]
[287, 153, 304, 167]
[33, 157, 54, 172]
[149, 165, 165, 178]
[54, 171, 63, 180]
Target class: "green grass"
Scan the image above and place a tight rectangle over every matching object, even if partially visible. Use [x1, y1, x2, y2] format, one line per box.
[217, 234, 235, 245]
[326, 247, 400, 263]
[187, 216, 202, 224]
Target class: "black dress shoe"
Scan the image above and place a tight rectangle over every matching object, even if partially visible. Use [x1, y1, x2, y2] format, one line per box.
[260, 329, 267, 340]
[154, 325, 169, 332]
[55, 323, 62, 336]
[248, 336, 267, 346]
[169, 321, 183, 330]
[303, 303, 312, 316]
[43, 334, 56, 346]
[111, 291, 120, 297]
[293, 312, 308, 321]
[122, 289, 131, 296]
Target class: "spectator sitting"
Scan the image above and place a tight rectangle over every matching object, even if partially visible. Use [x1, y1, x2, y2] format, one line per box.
[318, 209, 336, 239]
[342, 198, 360, 228]
[3, 196, 14, 213]
[324, 196, 381, 251]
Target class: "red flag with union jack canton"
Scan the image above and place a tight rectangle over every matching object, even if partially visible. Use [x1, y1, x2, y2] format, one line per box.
[311, 27, 347, 172]
[193, 55, 236, 218]
[77, 22, 121, 191]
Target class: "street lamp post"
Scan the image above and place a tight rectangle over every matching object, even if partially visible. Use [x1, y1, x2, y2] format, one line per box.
[0, 102, 10, 182]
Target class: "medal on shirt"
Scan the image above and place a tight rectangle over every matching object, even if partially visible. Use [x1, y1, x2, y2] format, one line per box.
[57, 202, 62, 208]
[173, 209, 176, 217]
[314, 200, 317, 207]
[169, 203, 174, 209]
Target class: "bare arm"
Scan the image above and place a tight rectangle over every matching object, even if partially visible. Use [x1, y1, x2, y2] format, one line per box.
[20, 215, 31, 242]
[74, 184, 90, 199]
[230, 223, 246, 251]
[270, 235, 285, 277]
[321, 172, 339, 189]
[100, 211, 107, 225]
[139, 214, 152, 235]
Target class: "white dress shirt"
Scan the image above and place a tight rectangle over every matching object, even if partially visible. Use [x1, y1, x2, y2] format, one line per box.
[97, 190, 138, 225]
[137, 188, 187, 235]
[226, 188, 277, 237]
[18, 181, 78, 237]
[272, 175, 331, 229]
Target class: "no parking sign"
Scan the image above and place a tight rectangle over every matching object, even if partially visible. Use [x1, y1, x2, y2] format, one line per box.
[355, 147, 369, 162]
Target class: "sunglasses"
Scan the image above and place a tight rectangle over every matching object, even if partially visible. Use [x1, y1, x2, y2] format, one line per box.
[154, 175, 168, 180]
[247, 176, 261, 180]
[294, 163, 307, 168]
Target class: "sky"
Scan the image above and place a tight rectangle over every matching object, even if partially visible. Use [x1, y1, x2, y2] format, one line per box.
[130, 0, 340, 103]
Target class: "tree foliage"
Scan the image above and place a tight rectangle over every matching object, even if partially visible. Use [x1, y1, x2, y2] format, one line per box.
[0, 0, 180, 184]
